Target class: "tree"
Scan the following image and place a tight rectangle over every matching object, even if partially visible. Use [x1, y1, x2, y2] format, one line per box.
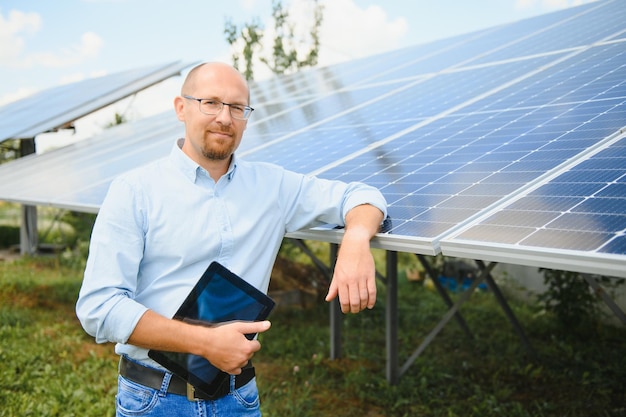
[224, 18, 264, 81]
[104, 112, 128, 129]
[0, 139, 19, 165]
[224, 0, 324, 80]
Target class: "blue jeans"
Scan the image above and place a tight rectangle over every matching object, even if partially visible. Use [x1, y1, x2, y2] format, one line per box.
[116, 371, 262, 416]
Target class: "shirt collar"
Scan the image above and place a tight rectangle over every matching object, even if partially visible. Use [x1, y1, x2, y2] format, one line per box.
[171, 138, 237, 183]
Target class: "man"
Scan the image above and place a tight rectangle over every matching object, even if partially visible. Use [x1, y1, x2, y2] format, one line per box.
[76, 62, 387, 416]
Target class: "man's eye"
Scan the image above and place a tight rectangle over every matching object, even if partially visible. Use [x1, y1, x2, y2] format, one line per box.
[231, 105, 245, 112]
[203, 100, 220, 106]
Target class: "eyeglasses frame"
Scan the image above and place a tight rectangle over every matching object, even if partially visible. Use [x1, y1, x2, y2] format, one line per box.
[182, 95, 254, 120]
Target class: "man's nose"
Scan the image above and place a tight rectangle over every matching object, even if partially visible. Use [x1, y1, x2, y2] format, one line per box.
[215, 104, 233, 124]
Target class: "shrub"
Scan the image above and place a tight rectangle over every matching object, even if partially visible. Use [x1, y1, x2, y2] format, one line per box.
[0, 225, 20, 248]
[538, 268, 625, 327]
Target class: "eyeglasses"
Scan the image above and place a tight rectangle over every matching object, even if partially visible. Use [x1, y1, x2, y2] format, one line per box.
[183, 95, 254, 120]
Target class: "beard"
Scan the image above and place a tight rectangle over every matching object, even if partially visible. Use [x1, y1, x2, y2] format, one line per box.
[201, 132, 237, 160]
[202, 146, 232, 160]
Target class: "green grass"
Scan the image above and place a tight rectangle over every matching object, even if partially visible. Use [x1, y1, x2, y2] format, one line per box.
[1, 256, 625, 417]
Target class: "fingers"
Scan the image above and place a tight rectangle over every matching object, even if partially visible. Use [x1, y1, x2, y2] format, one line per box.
[329, 275, 376, 314]
[325, 280, 338, 303]
[235, 320, 272, 336]
[366, 274, 377, 309]
[203, 321, 270, 374]
[349, 279, 376, 313]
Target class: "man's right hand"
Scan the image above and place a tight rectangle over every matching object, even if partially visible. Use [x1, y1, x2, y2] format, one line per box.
[196, 320, 271, 374]
[127, 310, 271, 374]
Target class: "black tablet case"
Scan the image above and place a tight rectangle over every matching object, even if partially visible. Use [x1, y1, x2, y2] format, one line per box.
[148, 261, 275, 397]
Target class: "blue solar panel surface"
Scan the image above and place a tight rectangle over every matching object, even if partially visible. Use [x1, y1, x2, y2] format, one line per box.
[441, 134, 626, 276]
[247, 32, 626, 247]
[0, 61, 191, 142]
[453, 138, 626, 250]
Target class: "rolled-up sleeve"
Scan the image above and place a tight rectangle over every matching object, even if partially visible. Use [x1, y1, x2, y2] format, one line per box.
[75, 178, 149, 344]
[282, 169, 387, 233]
[340, 181, 387, 223]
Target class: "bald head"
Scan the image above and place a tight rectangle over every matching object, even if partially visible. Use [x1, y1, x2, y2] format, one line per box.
[181, 62, 250, 103]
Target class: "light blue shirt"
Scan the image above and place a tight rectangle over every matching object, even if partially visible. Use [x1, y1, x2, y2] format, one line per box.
[76, 139, 387, 367]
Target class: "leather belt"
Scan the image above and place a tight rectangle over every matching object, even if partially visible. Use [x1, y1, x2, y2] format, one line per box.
[119, 356, 255, 401]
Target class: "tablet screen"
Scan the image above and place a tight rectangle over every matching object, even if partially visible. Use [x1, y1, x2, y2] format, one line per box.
[148, 261, 275, 398]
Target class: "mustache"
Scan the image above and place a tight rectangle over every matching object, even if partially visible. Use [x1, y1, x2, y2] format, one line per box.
[208, 128, 234, 136]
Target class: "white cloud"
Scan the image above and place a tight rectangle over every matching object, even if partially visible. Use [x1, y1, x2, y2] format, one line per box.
[0, 9, 41, 65]
[0, 7, 104, 69]
[0, 86, 37, 106]
[239, 0, 260, 13]
[22, 31, 104, 69]
[76, 31, 103, 58]
[318, 0, 408, 65]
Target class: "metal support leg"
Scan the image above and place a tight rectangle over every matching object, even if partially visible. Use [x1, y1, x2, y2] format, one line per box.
[386, 251, 399, 385]
[329, 243, 342, 359]
[417, 254, 473, 340]
[582, 273, 626, 325]
[19, 138, 38, 256]
[287, 238, 332, 276]
[20, 205, 38, 255]
[475, 260, 537, 360]
[399, 262, 496, 377]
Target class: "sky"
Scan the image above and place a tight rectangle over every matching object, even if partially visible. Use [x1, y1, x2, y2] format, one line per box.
[0, 0, 596, 151]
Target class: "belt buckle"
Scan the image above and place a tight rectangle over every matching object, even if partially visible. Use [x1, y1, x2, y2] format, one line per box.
[186, 383, 200, 401]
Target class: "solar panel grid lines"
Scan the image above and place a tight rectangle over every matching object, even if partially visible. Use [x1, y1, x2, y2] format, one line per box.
[240, 76, 438, 159]
[247, 3, 605, 137]
[463, 44, 626, 115]
[246, 20, 596, 150]
[0, 111, 177, 183]
[458, 1, 599, 64]
[469, 0, 622, 66]
[440, 131, 626, 277]
[312, 93, 624, 250]
[243, 5, 626, 170]
[0, 112, 182, 208]
[246, 74, 428, 142]
[345, 25, 507, 88]
[247, 41, 435, 106]
[0, 61, 191, 142]
[244, 53, 568, 179]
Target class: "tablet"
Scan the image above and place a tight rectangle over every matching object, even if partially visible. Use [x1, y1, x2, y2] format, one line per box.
[148, 261, 275, 398]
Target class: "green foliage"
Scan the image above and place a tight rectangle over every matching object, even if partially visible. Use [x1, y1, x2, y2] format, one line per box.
[0, 224, 19, 248]
[224, 17, 264, 81]
[257, 277, 626, 416]
[59, 211, 96, 244]
[0, 258, 118, 417]
[224, 0, 324, 80]
[0, 139, 20, 165]
[0, 204, 96, 253]
[104, 112, 127, 128]
[538, 268, 625, 327]
[1, 257, 625, 416]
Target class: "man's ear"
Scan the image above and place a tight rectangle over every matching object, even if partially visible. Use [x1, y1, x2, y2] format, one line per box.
[174, 96, 185, 121]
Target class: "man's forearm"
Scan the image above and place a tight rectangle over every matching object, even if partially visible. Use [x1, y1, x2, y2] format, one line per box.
[344, 203, 384, 238]
[127, 309, 271, 374]
[325, 204, 384, 313]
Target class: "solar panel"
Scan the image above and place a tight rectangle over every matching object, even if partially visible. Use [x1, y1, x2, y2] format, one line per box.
[0, 0, 624, 278]
[0, 61, 192, 142]
[0, 111, 182, 212]
[441, 132, 626, 277]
